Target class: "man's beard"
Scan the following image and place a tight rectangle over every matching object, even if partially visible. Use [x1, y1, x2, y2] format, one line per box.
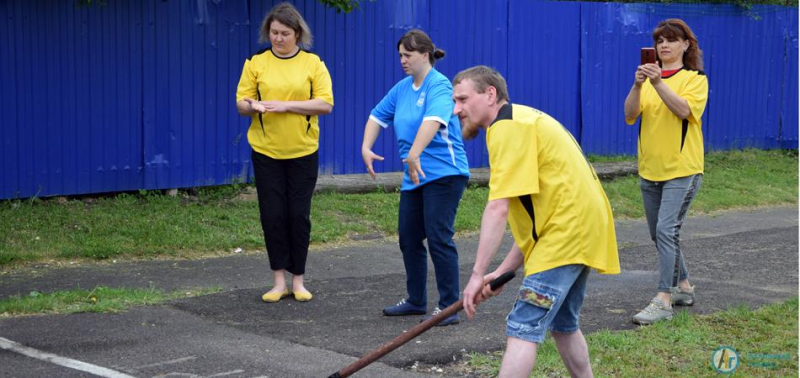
[461, 118, 481, 141]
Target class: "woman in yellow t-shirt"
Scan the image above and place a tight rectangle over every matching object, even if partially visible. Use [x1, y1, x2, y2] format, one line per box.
[624, 19, 708, 325]
[235, 3, 333, 303]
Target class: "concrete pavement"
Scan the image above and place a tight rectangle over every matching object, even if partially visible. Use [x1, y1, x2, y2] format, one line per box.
[0, 206, 797, 377]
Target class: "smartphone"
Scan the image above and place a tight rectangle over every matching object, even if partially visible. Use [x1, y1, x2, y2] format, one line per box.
[640, 47, 656, 65]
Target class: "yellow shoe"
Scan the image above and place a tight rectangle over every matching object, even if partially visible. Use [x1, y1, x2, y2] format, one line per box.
[261, 289, 290, 303]
[293, 289, 313, 302]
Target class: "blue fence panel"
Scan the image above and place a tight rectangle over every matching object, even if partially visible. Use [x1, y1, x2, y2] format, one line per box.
[0, 0, 797, 199]
[509, 0, 583, 142]
[1, 1, 20, 199]
[431, 0, 509, 168]
[702, 6, 785, 150]
[780, 8, 799, 149]
[141, 0, 252, 191]
[0, 1, 145, 199]
[580, 2, 652, 155]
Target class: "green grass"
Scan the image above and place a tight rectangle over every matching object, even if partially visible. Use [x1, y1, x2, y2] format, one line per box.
[0, 286, 222, 317]
[587, 154, 636, 163]
[0, 149, 796, 266]
[462, 298, 798, 377]
[601, 149, 798, 218]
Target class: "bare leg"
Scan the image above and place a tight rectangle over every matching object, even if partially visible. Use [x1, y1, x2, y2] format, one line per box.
[498, 337, 539, 378]
[265, 269, 287, 294]
[552, 330, 593, 378]
[292, 273, 308, 293]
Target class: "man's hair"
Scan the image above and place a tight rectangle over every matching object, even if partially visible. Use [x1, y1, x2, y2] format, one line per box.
[452, 66, 509, 104]
[259, 2, 313, 49]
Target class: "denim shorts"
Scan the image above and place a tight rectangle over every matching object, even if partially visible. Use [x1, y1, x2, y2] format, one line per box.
[506, 264, 591, 344]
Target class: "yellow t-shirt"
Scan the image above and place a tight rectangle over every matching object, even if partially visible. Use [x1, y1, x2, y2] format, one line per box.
[487, 104, 620, 276]
[626, 69, 709, 181]
[236, 48, 334, 159]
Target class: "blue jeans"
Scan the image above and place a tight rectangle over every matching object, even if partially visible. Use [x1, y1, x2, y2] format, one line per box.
[506, 264, 590, 344]
[640, 174, 703, 293]
[398, 175, 468, 310]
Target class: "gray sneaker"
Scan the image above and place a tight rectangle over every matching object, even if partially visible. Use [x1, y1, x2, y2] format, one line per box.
[633, 298, 673, 325]
[671, 286, 695, 306]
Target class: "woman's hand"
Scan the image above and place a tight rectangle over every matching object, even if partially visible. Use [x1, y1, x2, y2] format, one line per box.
[403, 154, 425, 185]
[639, 63, 662, 85]
[361, 148, 384, 180]
[634, 66, 647, 87]
[242, 98, 267, 114]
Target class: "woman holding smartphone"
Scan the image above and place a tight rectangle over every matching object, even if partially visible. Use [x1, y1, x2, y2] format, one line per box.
[623, 19, 709, 325]
[361, 30, 470, 326]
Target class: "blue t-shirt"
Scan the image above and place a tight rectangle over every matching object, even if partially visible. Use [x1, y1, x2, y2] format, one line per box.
[370, 68, 470, 191]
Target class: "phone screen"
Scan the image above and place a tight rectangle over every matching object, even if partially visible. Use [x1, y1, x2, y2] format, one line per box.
[641, 48, 656, 65]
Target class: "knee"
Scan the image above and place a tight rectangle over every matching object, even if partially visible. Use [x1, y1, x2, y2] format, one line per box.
[423, 222, 455, 244]
[287, 205, 310, 222]
[655, 223, 676, 241]
[399, 234, 424, 251]
[550, 329, 580, 339]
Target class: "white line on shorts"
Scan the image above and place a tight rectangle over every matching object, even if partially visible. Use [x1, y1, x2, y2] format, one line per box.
[0, 336, 136, 378]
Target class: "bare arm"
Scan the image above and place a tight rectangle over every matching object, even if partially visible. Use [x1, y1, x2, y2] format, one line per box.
[640, 64, 691, 119]
[236, 98, 265, 117]
[361, 119, 385, 180]
[261, 99, 333, 116]
[652, 81, 691, 119]
[624, 67, 646, 122]
[463, 198, 510, 319]
[404, 120, 441, 185]
[492, 244, 524, 278]
[624, 85, 642, 122]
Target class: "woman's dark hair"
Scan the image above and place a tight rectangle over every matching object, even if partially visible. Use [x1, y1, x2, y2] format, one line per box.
[259, 2, 313, 49]
[397, 29, 445, 65]
[652, 19, 703, 71]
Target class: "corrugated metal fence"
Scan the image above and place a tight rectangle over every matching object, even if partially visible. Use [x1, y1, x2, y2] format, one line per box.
[1, 0, 797, 199]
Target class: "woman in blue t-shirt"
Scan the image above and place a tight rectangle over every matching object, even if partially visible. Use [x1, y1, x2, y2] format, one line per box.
[361, 29, 470, 326]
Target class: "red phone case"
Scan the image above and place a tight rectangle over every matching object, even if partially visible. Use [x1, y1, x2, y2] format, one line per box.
[641, 48, 656, 65]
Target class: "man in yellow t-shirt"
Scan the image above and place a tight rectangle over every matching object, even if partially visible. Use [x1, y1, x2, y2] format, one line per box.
[454, 66, 619, 378]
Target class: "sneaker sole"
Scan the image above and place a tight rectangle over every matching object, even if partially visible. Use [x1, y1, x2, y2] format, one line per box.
[632, 315, 673, 325]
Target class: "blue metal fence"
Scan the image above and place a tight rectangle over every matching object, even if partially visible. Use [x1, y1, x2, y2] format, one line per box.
[0, 0, 797, 199]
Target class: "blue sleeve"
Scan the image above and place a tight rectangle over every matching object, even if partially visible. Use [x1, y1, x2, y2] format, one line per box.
[369, 83, 398, 128]
[423, 80, 454, 127]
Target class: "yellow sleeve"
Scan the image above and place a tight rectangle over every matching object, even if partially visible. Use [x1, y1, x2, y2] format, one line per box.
[683, 74, 708, 124]
[625, 106, 641, 125]
[235, 59, 257, 103]
[312, 60, 334, 106]
[487, 121, 540, 201]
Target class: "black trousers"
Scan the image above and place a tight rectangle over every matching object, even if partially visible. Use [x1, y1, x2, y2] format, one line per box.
[252, 150, 318, 275]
